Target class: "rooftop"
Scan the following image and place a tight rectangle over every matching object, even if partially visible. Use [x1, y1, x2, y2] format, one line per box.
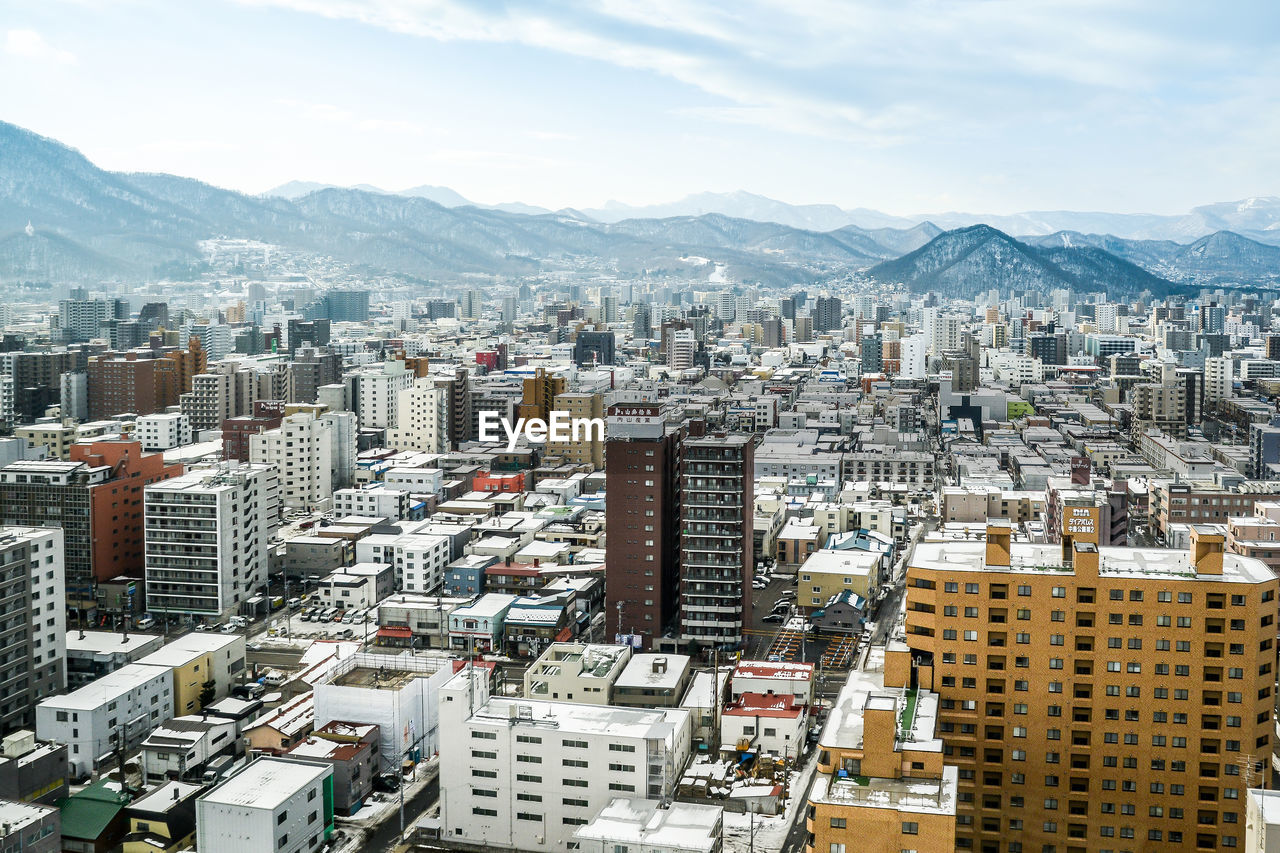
[469, 693, 688, 741]
[573, 798, 721, 853]
[200, 757, 330, 810]
[37, 663, 169, 711]
[615, 654, 690, 691]
[65, 630, 164, 656]
[911, 540, 1278, 584]
[734, 660, 815, 681]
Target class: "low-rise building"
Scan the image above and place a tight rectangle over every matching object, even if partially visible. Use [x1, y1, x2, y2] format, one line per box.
[35, 663, 174, 779]
[796, 549, 883, 611]
[316, 562, 394, 611]
[613, 654, 693, 709]
[522, 643, 632, 705]
[135, 632, 246, 715]
[119, 780, 201, 853]
[65, 631, 165, 690]
[0, 799, 60, 853]
[572, 798, 723, 853]
[195, 757, 335, 853]
[0, 730, 68, 804]
[730, 660, 815, 706]
[720, 692, 807, 758]
[139, 715, 239, 782]
[282, 721, 380, 816]
[438, 667, 692, 853]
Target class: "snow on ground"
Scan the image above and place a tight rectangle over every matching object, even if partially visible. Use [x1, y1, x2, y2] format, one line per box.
[708, 263, 727, 282]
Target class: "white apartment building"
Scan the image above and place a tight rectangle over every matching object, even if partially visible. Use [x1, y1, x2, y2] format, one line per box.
[60, 370, 88, 421]
[144, 464, 279, 618]
[666, 329, 697, 371]
[0, 376, 13, 430]
[387, 378, 448, 453]
[0, 526, 66, 734]
[1205, 356, 1233, 401]
[439, 667, 692, 853]
[196, 756, 334, 853]
[137, 413, 192, 451]
[900, 333, 927, 379]
[250, 411, 334, 511]
[332, 484, 411, 520]
[353, 360, 414, 429]
[35, 662, 173, 778]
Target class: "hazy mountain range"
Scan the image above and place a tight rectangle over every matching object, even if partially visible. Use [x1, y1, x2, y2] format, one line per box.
[0, 120, 1276, 294]
[267, 183, 1280, 244]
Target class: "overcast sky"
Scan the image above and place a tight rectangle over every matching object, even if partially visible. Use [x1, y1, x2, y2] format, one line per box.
[2, 0, 1277, 215]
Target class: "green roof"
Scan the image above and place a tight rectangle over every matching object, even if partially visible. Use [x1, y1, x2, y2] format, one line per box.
[57, 778, 129, 840]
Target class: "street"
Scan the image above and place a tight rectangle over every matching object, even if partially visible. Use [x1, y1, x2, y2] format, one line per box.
[357, 773, 439, 853]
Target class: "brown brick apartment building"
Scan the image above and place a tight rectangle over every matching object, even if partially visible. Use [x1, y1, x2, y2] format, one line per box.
[901, 519, 1278, 852]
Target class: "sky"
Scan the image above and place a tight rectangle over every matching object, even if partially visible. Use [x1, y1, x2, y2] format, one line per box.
[1, 0, 1277, 215]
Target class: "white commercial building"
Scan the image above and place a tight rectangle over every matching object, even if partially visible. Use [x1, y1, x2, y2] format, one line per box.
[35, 662, 173, 779]
[439, 666, 692, 853]
[144, 464, 279, 619]
[196, 756, 334, 853]
[250, 411, 334, 512]
[137, 413, 192, 451]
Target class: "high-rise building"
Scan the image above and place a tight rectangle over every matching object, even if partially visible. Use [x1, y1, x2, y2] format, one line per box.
[517, 367, 566, 424]
[288, 347, 341, 404]
[861, 334, 883, 373]
[573, 330, 615, 366]
[0, 440, 182, 610]
[250, 411, 335, 511]
[605, 405, 684, 649]
[665, 328, 697, 371]
[386, 378, 448, 454]
[323, 289, 370, 322]
[181, 362, 254, 432]
[87, 351, 180, 419]
[543, 393, 604, 470]
[679, 433, 753, 650]
[5, 350, 79, 423]
[144, 464, 279, 619]
[0, 526, 66, 735]
[813, 296, 842, 333]
[900, 521, 1278, 852]
[794, 314, 813, 343]
[58, 298, 112, 343]
[350, 359, 414, 429]
[1205, 356, 1233, 403]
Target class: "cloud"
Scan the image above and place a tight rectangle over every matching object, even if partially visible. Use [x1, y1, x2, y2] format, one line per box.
[235, 0, 1265, 149]
[275, 98, 423, 134]
[4, 29, 76, 64]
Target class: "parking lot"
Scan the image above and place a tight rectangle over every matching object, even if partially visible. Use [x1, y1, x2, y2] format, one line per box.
[743, 572, 859, 669]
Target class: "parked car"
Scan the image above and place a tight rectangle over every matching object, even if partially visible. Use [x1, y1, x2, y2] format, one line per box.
[762, 613, 784, 623]
[287, 597, 302, 609]
[342, 611, 356, 624]
[372, 773, 400, 793]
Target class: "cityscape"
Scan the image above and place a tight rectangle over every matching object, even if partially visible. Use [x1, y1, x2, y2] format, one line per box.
[2, 3, 1280, 853]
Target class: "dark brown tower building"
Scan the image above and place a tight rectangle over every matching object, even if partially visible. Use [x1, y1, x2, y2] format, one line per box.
[604, 404, 685, 650]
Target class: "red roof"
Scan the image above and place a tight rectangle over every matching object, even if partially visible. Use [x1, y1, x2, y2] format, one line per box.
[485, 565, 541, 577]
[734, 660, 815, 680]
[723, 692, 804, 718]
[377, 626, 412, 638]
